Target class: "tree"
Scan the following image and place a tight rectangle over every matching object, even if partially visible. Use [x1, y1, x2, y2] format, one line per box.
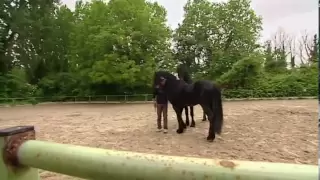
[0, 0, 317, 100]
[218, 53, 263, 89]
[308, 34, 318, 63]
[173, 0, 262, 79]
[263, 29, 291, 72]
[69, 0, 171, 94]
[298, 31, 318, 65]
[1, 0, 61, 83]
[287, 35, 297, 69]
[263, 40, 275, 71]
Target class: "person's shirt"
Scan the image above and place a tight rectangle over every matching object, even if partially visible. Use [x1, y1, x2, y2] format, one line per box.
[153, 88, 168, 104]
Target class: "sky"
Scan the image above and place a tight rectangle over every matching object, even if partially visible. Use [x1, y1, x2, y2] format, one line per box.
[61, 0, 317, 42]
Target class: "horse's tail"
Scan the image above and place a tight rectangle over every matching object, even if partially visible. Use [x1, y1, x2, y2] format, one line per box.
[212, 86, 224, 134]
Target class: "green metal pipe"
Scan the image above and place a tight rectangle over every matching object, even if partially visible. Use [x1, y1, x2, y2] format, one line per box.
[17, 140, 317, 180]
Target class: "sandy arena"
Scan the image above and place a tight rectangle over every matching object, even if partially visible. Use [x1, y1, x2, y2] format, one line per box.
[0, 99, 318, 180]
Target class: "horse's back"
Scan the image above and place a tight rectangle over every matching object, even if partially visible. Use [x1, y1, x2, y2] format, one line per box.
[184, 83, 194, 93]
[194, 80, 219, 91]
[173, 80, 219, 106]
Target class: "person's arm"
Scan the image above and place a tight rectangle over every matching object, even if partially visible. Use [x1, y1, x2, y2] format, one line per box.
[152, 88, 158, 111]
[152, 88, 158, 100]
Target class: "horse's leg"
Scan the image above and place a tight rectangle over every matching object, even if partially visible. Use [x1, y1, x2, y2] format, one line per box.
[202, 111, 207, 121]
[190, 106, 195, 127]
[173, 106, 185, 134]
[200, 104, 215, 142]
[184, 106, 190, 126]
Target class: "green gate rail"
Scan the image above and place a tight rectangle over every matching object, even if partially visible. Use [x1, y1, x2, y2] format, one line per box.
[0, 126, 318, 180]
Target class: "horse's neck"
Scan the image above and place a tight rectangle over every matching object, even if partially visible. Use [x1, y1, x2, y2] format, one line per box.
[164, 79, 183, 95]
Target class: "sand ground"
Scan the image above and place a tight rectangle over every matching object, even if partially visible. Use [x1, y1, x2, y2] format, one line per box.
[0, 99, 317, 180]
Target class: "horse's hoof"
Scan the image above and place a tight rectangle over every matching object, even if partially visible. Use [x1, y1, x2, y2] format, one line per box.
[176, 129, 184, 134]
[206, 136, 215, 142]
[202, 119, 206, 121]
[190, 124, 195, 127]
[182, 123, 187, 129]
[186, 122, 190, 126]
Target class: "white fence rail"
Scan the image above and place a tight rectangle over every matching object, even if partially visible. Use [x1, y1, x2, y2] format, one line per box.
[0, 94, 317, 107]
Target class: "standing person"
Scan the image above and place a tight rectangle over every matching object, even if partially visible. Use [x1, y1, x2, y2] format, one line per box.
[153, 87, 168, 133]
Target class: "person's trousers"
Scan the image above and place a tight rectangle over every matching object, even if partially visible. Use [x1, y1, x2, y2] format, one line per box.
[157, 104, 168, 129]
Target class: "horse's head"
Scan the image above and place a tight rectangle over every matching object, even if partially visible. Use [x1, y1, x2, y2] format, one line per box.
[153, 71, 177, 89]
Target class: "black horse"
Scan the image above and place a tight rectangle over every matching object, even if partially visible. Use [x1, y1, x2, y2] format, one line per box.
[153, 70, 224, 142]
[176, 64, 207, 127]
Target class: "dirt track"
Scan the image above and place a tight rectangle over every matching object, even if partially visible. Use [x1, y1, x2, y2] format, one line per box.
[0, 100, 318, 180]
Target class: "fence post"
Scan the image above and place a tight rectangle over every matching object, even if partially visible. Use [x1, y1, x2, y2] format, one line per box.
[0, 126, 39, 180]
[89, 96, 91, 103]
[124, 95, 127, 103]
[144, 94, 148, 101]
[105, 95, 108, 103]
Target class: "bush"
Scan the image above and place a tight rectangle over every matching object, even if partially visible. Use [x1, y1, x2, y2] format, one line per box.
[221, 64, 317, 98]
[0, 68, 39, 99]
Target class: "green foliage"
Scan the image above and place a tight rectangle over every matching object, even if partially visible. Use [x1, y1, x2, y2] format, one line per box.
[217, 53, 264, 89]
[0, 0, 317, 104]
[0, 68, 38, 98]
[263, 40, 287, 73]
[264, 41, 279, 72]
[173, 0, 262, 78]
[253, 64, 317, 97]
[223, 65, 317, 98]
[68, 0, 171, 89]
[37, 73, 81, 97]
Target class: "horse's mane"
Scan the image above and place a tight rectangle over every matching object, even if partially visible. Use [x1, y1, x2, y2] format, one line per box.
[177, 64, 193, 83]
